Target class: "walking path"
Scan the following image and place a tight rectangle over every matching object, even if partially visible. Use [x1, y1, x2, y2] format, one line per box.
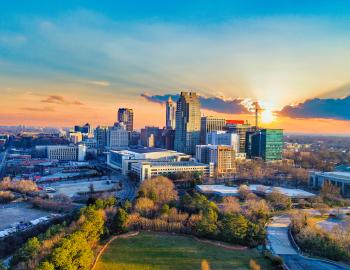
[267, 215, 350, 270]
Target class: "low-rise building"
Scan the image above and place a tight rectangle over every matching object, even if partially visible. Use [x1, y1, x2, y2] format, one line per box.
[46, 145, 86, 161]
[131, 160, 213, 181]
[309, 171, 350, 197]
[107, 147, 191, 175]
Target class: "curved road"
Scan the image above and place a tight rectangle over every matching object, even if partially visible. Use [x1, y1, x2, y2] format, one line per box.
[267, 215, 350, 270]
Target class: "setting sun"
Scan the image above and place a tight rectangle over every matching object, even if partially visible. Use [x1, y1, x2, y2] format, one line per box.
[261, 108, 275, 123]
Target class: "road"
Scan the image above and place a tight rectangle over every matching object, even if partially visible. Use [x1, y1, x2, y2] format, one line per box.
[116, 174, 137, 202]
[267, 215, 350, 270]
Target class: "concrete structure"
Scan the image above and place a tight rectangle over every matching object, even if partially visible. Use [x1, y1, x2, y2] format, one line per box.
[309, 171, 350, 197]
[206, 131, 239, 151]
[196, 184, 315, 199]
[196, 145, 236, 177]
[166, 96, 176, 129]
[46, 145, 86, 161]
[107, 123, 129, 149]
[131, 160, 213, 181]
[247, 129, 283, 161]
[174, 92, 201, 155]
[200, 116, 226, 144]
[107, 147, 191, 175]
[117, 108, 134, 132]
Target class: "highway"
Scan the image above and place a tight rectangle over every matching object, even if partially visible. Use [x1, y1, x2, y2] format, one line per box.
[267, 215, 350, 270]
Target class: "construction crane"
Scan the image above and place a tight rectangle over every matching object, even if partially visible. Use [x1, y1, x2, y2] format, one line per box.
[253, 101, 262, 130]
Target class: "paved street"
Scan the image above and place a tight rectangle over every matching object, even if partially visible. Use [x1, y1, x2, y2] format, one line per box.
[267, 215, 350, 270]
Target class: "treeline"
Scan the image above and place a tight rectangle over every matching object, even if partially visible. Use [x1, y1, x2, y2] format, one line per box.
[122, 176, 271, 247]
[9, 197, 116, 270]
[291, 211, 350, 262]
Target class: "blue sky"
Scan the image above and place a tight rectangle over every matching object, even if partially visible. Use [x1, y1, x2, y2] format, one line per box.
[1, 1, 350, 133]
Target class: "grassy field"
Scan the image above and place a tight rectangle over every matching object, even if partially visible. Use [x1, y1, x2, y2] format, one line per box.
[95, 232, 275, 270]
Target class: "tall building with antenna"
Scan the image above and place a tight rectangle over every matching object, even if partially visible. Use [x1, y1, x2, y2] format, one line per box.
[166, 96, 176, 129]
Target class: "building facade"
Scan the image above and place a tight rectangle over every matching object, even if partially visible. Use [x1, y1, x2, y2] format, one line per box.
[247, 129, 283, 161]
[174, 92, 201, 155]
[196, 145, 236, 177]
[309, 171, 350, 197]
[200, 116, 226, 144]
[206, 131, 239, 152]
[225, 122, 253, 153]
[166, 96, 176, 129]
[117, 108, 134, 132]
[46, 145, 86, 161]
[107, 123, 129, 149]
[94, 126, 109, 153]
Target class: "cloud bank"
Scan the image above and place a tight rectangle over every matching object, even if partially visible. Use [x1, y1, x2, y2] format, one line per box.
[280, 95, 350, 120]
[141, 93, 249, 114]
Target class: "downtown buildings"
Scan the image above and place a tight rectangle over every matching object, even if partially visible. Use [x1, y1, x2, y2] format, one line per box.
[117, 108, 134, 132]
[174, 92, 201, 155]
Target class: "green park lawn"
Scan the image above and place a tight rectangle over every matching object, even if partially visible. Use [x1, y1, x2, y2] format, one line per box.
[95, 232, 275, 270]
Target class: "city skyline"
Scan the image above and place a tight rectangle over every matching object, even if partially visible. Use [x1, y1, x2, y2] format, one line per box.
[1, 1, 350, 134]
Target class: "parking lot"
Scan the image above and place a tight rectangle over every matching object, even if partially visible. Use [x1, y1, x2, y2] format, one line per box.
[0, 202, 51, 231]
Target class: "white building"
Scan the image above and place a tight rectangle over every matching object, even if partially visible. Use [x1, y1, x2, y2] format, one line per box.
[131, 161, 213, 181]
[46, 145, 86, 161]
[107, 123, 129, 149]
[206, 131, 239, 152]
[69, 132, 83, 144]
[107, 147, 192, 175]
[309, 171, 350, 197]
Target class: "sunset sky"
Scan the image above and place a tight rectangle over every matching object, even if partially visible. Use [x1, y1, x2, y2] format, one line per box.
[1, 1, 350, 134]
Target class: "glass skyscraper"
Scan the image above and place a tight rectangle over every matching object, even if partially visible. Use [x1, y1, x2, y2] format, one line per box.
[174, 92, 201, 155]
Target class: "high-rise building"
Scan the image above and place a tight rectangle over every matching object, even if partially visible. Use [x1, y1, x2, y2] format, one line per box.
[200, 116, 226, 144]
[74, 123, 92, 134]
[140, 126, 161, 147]
[225, 122, 254, 153]
[174, 92, 201, 155]
[196, 145, 236, 177]
[247, 129, 283, 161]
[94, 126, 109, 153]
[206, 131, 239, 152]
[166, 96, 176, 129]
[117, 108, 134, 132]
[107, 123, 129, 149]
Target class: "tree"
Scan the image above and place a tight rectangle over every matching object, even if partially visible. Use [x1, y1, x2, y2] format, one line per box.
[267, 189, 291, 210]
[51, 231, 94, 270]
[134, 197, 155, 217]
[37, 261, 55, 270]
[245, 199, 270, 223]
[11, 237, 41, 267]
[238, 185, 251, 200]
[220, 214, 248, 244]
[221, 197, 241, 214]
[161, 204, 170, 215]
[249, 259, 261, 270]
[201, 259, 211, 270]
[112, 208, 129, 234]
[139, 176, 178, 204]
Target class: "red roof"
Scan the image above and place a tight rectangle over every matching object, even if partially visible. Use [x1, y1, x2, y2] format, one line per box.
[226, 120, 245, 125]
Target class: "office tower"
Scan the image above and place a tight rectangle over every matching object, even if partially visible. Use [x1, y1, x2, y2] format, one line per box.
[174, 92, 201, 155]
[140, 126, 161, 148]
[225, 122, 254, 153]
[200, 116, 226, 144]
[196, 145, 236, 177]
[247, 129, 283, 161]
[206, 131, 239, 152]
[94, 126, 109, 153]
[107, 122, 129, 149]
[166, 96, 176, 129]
[161, 128, 175, 150]
[117, 108, 134, 132]
[74, 123, 91, 134]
